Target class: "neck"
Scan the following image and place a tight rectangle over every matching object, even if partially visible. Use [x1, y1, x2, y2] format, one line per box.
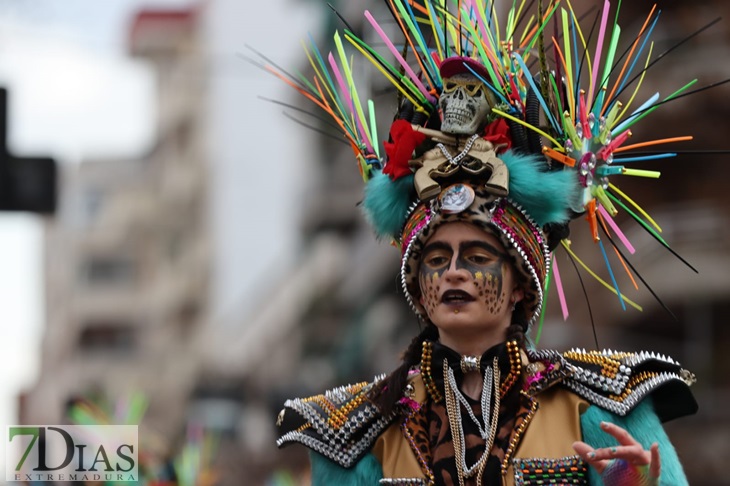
[437, 328, 509, 400]
[460, 371, 484, 400]
[438, 329, 507, 357]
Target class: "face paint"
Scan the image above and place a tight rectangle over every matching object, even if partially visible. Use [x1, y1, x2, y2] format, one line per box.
[456, 241, 510, 314]
[417, 223, 521, 335]
[420, 240, 510, 311]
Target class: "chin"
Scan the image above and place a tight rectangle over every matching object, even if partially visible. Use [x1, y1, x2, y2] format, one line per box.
[431, 308, 485, 329]
[428, 306, 508, 334]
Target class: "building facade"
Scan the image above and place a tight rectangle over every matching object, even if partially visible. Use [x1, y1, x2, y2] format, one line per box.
[22, 8, 208, 444]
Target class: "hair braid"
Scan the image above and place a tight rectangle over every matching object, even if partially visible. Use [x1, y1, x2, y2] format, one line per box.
[507, 301, 528, 346]
[369, 322, 438, 414]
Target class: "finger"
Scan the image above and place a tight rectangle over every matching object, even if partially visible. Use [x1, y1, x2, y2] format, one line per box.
[599, 421, 642, 447]
[572, 440, 594, 457]
[572, 441, 608, 474]
[649, 442, 661, 479]
[582, 444, 650, 464]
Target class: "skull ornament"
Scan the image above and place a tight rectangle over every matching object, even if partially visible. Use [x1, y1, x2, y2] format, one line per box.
[439, 73, 492, 135]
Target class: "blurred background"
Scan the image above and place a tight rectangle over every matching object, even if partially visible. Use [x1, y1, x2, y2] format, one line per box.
[1, 0, 729, 484]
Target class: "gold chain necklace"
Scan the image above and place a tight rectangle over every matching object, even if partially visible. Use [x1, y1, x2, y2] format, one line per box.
[443, 357, 501, 486]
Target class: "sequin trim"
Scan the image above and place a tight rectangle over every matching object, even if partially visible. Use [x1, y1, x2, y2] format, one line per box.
[276, 376, 396, 468]
[561, 348, 694, 416]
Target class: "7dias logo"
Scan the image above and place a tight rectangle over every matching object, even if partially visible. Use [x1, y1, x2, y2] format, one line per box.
[6, 425, 138, 482]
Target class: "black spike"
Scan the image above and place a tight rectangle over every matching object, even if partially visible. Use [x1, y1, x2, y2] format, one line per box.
[564, 250, 600, 349]
[258, 96, 344, 132]
[590, 10, 659, 108]
[328, 3, 356, 33]
[628, 149, 730, 156]
[281, 112, 351, 146]
[241, 46, 308, 91]
[606, 17, 721, 107]
[599, 224, 678, 321]
[608, 190, 699, 273]
[616, 77, 730, 119]
[508, 0, 537, 41]
[573, 9, 601, 104]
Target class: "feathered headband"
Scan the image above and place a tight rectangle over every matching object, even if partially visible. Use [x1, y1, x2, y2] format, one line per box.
[250, 0, 724, 335]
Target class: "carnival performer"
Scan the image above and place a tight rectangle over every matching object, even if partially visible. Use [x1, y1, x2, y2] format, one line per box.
[263, 1, 706, 484]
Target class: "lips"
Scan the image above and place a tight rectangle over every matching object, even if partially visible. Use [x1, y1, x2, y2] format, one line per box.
[441, 289, 475, 305]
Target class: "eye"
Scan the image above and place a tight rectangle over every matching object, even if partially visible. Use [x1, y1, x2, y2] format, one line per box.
[465, 84, 484, 97]
[465, 253, 493, 265]
[426, 256, 448, 267]
[467, 255, 489, 265]
[443, 81, 457, 93]
[422, 251, 450, 269]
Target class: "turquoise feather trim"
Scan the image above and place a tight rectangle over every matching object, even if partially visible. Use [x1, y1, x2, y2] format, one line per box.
[362, 171, 414, 239]
[580, 398, 689, 486]
[501, 150, 580, 227]
[310, 451, 383, 485]
[362, 151, 578, 240]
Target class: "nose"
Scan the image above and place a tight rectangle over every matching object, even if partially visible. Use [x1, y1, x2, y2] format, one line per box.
[442, 254, 468, 282]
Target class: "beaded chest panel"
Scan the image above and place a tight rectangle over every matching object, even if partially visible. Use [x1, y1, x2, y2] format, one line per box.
[513, 456, 589, 485]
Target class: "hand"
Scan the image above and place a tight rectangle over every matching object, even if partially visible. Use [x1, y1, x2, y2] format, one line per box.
[572, 421, 660, 485]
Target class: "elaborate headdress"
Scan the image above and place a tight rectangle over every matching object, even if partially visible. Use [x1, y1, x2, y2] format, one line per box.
[251, 0, 720, 334]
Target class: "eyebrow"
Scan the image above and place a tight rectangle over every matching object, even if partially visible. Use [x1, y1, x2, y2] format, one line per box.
[422, 239, 508, 259]
[460, 240, 509, 259]
[421, 241, 452, 255]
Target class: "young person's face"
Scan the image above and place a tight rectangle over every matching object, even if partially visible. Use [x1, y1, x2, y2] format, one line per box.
[418, 222, 523, 339]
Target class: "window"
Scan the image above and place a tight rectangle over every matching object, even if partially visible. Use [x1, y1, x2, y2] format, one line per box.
[80, 256, 137, 286]
[78, 322, 137, 355]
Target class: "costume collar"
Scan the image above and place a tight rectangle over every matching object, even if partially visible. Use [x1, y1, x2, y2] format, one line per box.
[420, 340, 522, 402]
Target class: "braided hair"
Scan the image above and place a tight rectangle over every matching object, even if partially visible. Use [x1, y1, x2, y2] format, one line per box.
[369, 322, 438, 415]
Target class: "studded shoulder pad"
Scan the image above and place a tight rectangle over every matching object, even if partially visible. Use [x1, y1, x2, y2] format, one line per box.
[561, 349, 698, 422]
[276, 376, 396, 468]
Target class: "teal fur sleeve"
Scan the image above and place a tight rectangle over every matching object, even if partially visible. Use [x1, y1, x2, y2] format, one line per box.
[580, 397, 688, 486]
[310, 451, 383, 485]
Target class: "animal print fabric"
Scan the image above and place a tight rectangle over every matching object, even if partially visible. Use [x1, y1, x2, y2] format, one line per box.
[427, 383, 526, 485]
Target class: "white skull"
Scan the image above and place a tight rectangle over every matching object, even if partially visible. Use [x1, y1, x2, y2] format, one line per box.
[439, 73, 492, 135]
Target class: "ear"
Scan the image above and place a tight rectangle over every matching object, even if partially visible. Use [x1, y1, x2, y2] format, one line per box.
[511, 285, 525, 304]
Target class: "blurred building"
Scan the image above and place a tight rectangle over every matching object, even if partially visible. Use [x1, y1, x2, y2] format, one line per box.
[22, 7, 208, 443]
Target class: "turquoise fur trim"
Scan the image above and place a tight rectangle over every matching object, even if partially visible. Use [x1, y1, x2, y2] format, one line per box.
[580, 398, 689, 486]
[310, 451, 383, 485]
[362, 171, 414, 239]
[362, 152, 577, 239]
[501, 150, 579, 226]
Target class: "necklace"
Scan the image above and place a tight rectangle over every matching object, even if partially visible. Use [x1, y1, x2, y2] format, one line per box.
[443, 356, 501, 486]
[436, 133, 480, 166]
